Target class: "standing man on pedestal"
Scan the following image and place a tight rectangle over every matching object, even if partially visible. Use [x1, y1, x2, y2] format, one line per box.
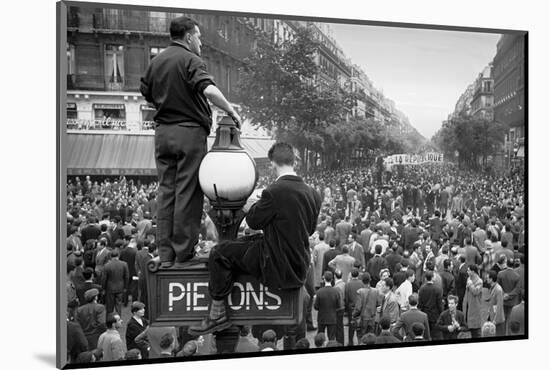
[189, 142, 322, 335]
[140, 16, 241, 268]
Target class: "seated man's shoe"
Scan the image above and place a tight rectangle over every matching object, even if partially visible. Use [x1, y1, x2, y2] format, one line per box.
[188, 315, 232, 336]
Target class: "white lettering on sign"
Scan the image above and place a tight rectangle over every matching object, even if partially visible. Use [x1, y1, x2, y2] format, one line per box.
[167, 281, 283, 312]
[168, 283, 185, 312]
[193, 282, 209, 311]
[228, 282, 246, 310]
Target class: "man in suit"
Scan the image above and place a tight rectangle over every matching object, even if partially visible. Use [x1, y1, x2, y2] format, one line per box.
[314, 272, 341, 341]
[459, 237, 481, 269]
[135, 242, 155, 307]
[497, 258, 521, 333]
[75, 288, 106, 350]
[101, 249, 129, 315]
[312, 232, 330, 288]
[392, 293, 431, 341]
[322, 239, 341, 277]
[189, 143, 322, 335]
[352, 273, 378, 336]
[379, 277, 400, 328]
[80, 217, 101, 245]
[126, 301, 150, 359]
[119, 238, 138, 306]
[366, 244, 387, 288]
[345, 269, 364, 345]
[418, 270, 443, 340]
[328, 246, 356, 282]
[455, 255, 469, 311]
[436, 295, 468, 340]
[335, 216, 353, 249]
[346, 233, 365, 271]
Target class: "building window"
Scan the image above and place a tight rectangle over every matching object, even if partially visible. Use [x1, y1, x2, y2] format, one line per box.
[67, 44, 76, 89]
[67, 103, 77, 119]
[149, 47, 165, 61]
[105, 44, 124, 89]
[67, 44, 75, 75]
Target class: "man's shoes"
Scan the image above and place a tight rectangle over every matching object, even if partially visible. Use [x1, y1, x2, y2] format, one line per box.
[188, 315, 232, 336]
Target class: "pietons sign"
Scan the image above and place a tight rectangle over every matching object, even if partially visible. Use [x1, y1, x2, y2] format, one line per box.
[147, 264, 302, 327]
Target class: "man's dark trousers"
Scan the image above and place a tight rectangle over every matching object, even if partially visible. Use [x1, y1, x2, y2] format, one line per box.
[155, 123, 208, 263]
[336, 309, 345, 345]
[318, 324, 336, 341]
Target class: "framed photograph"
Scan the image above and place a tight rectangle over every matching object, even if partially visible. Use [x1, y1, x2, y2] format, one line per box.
[57, 1, 527, 368]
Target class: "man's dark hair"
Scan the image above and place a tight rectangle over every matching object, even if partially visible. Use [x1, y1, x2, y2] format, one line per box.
[360, 333, 377, 345]
[329, 239, 336, 248]
[425, 270, 434, 281]
[361, 272, 371, 285]
[170, 16, 198, 40]
[334, 270, 343, 280]
[106, 313, 119, 329]
[83, 268, 94, 280]
[383, 277, 394, 290]
[465, 237, 472, 245]
[412, 322, 425, 337]
[379, 316, 391, 330]
[342, 246, 349, 254]
[318, 232, 325, 241]
[268, 142, 295, 166]
[408, 293, 419, 307]
[314, 333, 326, 347]
[447, 294, 458, 304]
[294, 338, 310, 349]
[100, 224, 108, 232]
[351, 268, 359, 278]
[110, 249, 119, 258]
[323, 271, 333, 282]
[459, 255, 466, 263]
[468, 264, 479, 274]
[375, 244, 382, 255]
[443, 259, 452, 270]
[488, 270, 499, 282]
[159, 333, 174, 350]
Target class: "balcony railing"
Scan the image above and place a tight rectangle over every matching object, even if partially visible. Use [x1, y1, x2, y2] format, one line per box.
[66, 118, 155, 131]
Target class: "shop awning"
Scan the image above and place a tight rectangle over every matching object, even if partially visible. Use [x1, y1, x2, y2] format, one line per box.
[66, 131, 274, 176]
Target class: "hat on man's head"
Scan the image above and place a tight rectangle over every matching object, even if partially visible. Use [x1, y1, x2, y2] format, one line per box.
[84, 288, 99, 301]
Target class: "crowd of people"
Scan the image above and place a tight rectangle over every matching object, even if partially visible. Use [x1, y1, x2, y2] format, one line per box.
[65, 158, 526, 363]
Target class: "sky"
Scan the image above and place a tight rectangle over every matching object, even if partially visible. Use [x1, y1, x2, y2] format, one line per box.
[328, 23, 501, 139]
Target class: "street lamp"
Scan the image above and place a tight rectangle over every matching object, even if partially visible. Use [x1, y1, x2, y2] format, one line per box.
[198, 115, 258, 240]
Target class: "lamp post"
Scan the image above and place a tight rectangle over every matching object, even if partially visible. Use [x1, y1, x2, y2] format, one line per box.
[197, 115, 258, 353]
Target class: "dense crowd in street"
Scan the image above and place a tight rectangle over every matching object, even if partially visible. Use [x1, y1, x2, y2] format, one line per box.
[65, 159, 525, 363]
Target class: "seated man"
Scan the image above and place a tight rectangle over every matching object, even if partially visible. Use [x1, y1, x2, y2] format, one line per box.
[189, 142, 322, 335]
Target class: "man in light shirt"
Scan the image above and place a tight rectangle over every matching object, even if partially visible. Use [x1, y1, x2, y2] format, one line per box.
[97, 313, 125, 361]
[395, 269, 415, 312]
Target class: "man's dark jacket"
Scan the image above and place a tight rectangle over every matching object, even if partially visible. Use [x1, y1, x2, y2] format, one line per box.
[314, 285, 341, 325]
[246, 175, 322, 289]
[102, 259, 129, 293]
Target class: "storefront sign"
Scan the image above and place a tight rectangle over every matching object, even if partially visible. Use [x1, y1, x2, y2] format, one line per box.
[93, 103, 125, 110]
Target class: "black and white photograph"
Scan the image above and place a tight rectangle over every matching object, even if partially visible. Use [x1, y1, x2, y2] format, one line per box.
[51, 0, 535, 369]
